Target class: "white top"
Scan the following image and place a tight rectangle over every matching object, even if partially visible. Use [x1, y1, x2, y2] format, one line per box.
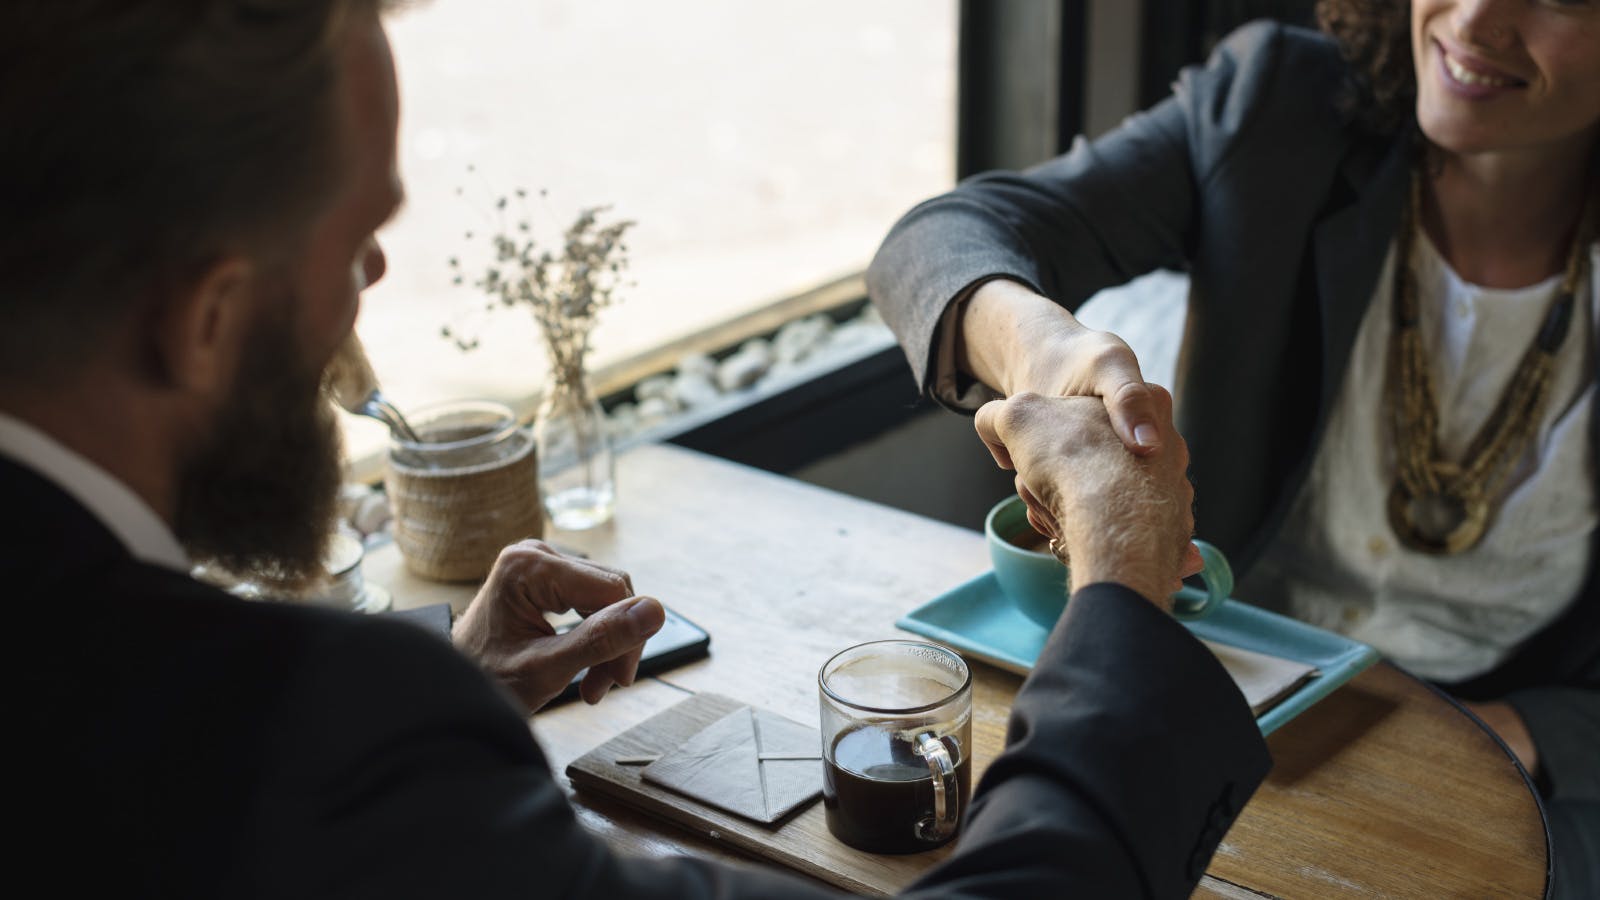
[0, 411, 190, 572]
[1244, 234, 1599, 682]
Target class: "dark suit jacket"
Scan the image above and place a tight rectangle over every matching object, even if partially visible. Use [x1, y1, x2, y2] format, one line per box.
[868, 20, 1599, 806]
[6, 453, 1268, 898]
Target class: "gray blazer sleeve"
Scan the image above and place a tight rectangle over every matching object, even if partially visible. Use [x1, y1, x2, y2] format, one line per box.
[266, 589, 1268, 900]
[866, 21, 1297, 397]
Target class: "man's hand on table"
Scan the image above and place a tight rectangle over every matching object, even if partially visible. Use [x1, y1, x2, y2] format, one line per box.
[974, 391, 1201, 608]
[451, 540, 665, 715]
[959, 278, 1169, 455]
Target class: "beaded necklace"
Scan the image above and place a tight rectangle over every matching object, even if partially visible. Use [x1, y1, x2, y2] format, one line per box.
[1386, 171, 1596, 555]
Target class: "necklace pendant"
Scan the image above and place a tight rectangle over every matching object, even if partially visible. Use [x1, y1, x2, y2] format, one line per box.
[1387, 479, 1489, 555]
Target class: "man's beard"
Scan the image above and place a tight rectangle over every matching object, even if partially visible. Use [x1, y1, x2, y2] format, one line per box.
[175, 306, 343, 595]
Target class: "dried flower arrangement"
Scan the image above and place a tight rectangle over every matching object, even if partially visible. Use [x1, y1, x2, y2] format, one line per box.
[443, 180, 635, 393]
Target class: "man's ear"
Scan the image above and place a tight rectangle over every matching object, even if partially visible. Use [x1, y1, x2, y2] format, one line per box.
[152, 256, 255, 393]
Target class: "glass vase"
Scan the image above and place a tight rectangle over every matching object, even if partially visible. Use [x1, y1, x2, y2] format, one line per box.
[534, 373, 616, 530]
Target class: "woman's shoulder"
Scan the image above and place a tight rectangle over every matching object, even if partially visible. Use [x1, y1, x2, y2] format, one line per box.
[1185, 19, 1350, 114]
[1210, 19, 1347, 84]
[1174, 20, 1358, 173]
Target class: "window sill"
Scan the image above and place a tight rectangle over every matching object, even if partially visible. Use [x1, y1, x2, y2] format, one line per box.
[342, 271, 871, 484]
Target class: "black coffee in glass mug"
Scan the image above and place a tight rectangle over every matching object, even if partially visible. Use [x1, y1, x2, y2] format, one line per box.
[818, 640, 972, 854]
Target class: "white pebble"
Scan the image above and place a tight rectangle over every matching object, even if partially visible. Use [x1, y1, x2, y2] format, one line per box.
[675, 353, 717, 380]
[826, 320, 887, 353]
[352, 492, 392, 536]
[606, 402, 640, 441]
[636, 396, 676, 425]
[673, 372, 723, 409]
[634, 374, 678, 407]
[772, 315, 833, 365]
[338, 483, 373, 523]
[717, 343, 772, 392]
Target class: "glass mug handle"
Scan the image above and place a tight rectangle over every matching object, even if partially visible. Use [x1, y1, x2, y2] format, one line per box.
[913, 732, 959, 842]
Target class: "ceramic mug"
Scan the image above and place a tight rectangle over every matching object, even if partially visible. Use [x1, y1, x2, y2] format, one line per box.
[984, 494, 1232, 628]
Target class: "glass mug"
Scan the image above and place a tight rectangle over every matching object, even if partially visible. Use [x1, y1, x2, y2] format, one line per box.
[818, 640, 972, 854]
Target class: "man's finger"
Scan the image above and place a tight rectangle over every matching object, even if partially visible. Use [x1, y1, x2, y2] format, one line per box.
[973, 400, 1016, 470]
[546, 596, 664, 693]
[574, 557, 635, 597]
[551, 558, 637, 615]
[1016, 479, 1057, 541]
[1180, 542, 1204, 579]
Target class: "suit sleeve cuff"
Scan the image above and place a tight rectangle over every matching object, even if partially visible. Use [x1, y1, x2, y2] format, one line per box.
[928, 275, 1033, 413]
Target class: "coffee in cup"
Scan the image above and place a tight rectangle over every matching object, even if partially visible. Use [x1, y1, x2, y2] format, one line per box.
[818, 640, 971, 854]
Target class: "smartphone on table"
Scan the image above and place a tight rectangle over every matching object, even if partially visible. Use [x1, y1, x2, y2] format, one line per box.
[547, 606, 710, 705]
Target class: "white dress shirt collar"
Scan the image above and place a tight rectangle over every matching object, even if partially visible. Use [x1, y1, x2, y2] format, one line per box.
[0, 411, 190, 572]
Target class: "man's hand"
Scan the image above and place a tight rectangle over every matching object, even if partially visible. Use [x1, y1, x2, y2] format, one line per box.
[974, 391, 1200, 608]
[451, 540, 666, 715]
[1463, 701, 1540, 776]
[959, 279, 1165, 455]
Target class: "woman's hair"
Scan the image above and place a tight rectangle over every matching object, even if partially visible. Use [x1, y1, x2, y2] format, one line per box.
[1316, 0, 1415, 135]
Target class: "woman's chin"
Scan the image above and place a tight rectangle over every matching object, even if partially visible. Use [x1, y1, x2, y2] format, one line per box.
[1415, 108, 1506, 158]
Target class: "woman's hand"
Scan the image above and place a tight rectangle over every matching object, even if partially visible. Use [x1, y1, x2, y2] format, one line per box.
[959, 278, 1167, 455]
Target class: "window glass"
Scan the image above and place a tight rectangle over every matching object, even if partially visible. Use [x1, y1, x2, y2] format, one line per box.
[349, 0, 958, 458]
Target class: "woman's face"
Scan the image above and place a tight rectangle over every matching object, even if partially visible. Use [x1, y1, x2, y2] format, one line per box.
[1412, 0, 1600, 159]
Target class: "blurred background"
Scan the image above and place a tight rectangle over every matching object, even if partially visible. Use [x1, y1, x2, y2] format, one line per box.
[352, 0, 958, 457]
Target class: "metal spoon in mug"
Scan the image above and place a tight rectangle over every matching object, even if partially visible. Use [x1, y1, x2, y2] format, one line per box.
[325, 333, 423, 444]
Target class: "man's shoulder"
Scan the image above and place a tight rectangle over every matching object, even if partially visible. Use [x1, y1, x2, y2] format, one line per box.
[16, 555, 525, 896]
[18, 553, 467, 729]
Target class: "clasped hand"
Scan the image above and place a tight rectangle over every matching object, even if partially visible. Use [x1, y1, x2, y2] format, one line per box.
[975, 391, 1202, 608]
[962, 280, 1203, 606]
[451, 540, 665, 714]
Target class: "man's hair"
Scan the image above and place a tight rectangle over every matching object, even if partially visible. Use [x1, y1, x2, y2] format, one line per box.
[1316, 0, 1415, 136]
[0, 0, 394, 381]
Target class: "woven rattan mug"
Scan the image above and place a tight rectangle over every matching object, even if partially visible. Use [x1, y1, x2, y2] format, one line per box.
[384, 401, 542, 581]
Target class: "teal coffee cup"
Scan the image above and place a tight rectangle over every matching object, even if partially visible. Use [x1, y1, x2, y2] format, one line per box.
[984, 495, 1232, 628]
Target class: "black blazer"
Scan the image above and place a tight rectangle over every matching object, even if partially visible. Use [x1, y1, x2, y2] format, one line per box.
[867, 20, 1599, 804]
[6, 454, 1268, 898]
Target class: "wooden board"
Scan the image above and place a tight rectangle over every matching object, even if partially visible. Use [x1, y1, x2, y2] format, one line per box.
[567, 693, 957, 895]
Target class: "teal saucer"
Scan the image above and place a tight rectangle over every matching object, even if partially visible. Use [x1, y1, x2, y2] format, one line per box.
[896, 571, 1380, 736]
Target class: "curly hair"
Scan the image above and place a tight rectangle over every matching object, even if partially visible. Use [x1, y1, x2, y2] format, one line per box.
[1317, 0, 1415, 135]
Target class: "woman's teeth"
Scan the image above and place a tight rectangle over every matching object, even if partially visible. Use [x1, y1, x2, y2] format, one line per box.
[1444, 53, 1519, 88]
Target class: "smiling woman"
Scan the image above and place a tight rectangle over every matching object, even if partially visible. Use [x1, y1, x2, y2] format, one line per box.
[865, 0, 1599, 894]
[344, 0, 957, 462]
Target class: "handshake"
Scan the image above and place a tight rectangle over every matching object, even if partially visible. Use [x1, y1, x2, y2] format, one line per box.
[974, 390, 1201, 610]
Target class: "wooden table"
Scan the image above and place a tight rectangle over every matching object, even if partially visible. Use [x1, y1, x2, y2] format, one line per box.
[366, 443, 1549, 898]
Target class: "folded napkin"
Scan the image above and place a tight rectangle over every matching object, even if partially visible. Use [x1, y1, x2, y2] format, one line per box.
[641, 705, 822, 824]
[1205, 640, 1320, 715]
